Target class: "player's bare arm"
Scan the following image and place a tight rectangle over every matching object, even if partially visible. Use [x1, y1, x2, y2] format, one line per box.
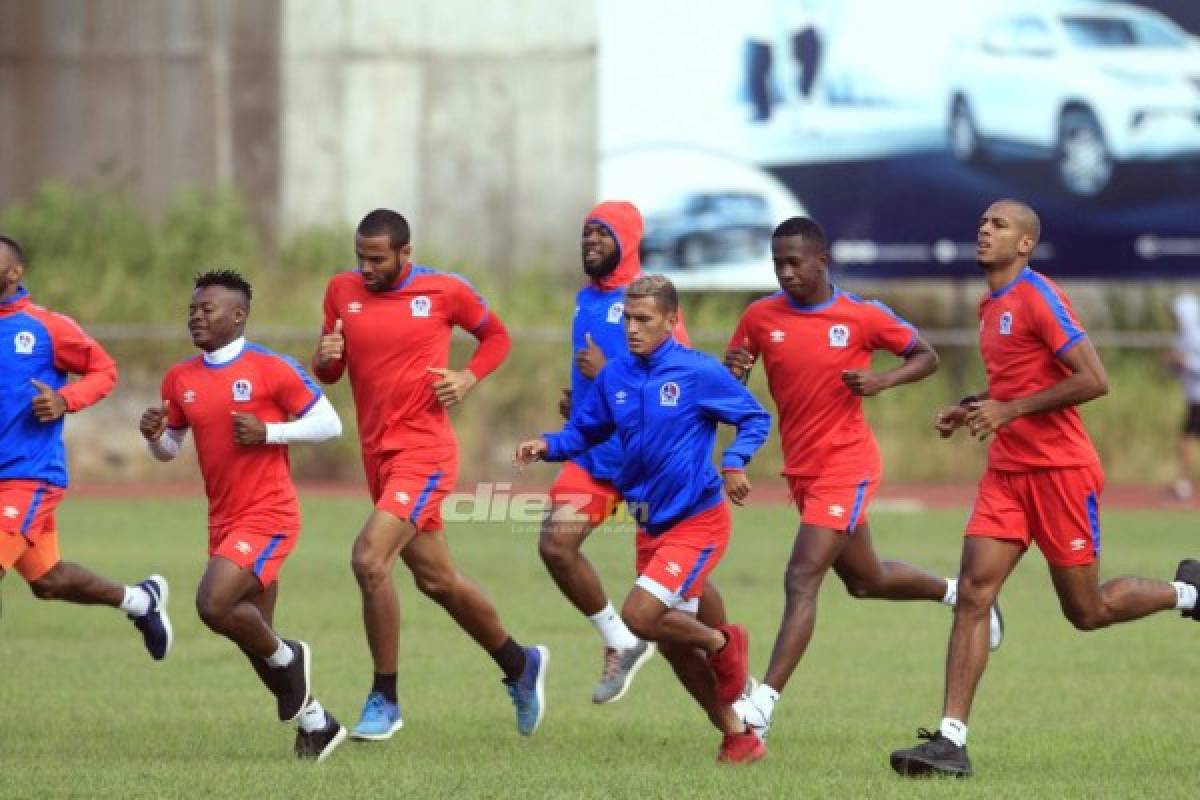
[513, 438, 549, 466]
[427, 366, 478, 407]
[30, 378, 67, 422]
[722, 469, 751, 506]
[315, 318, 345, 369]
[557, 388, 571, 420]
[139, 400, 169, 441]
[842, 337, 939, 397]
[966, 339, 1107, 440]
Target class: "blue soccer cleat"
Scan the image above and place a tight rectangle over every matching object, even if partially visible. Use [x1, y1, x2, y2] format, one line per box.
[505, 644, 549, 736]
[350, 691, 403, 740]
[129, 574, 173, 661]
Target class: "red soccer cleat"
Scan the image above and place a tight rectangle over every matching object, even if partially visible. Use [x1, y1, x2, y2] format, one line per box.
[718, 730, 767, 764]
[708, 623, 749, 706]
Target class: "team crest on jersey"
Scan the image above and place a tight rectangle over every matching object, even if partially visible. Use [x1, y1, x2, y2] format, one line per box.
[828, 324, 850, 348]
[410, 296, 431, 318]
[13, 330, 35, 355]
[659, 381, 680, 407]
[607, 302, 624, 324]
[999, 311, 1013, 336]
[347, 301, 363, 314]
[232, 379, 253, 403]
[770, 329, 786, 343]
[183, 389, 197, 404]
[614, 390, 627, 405]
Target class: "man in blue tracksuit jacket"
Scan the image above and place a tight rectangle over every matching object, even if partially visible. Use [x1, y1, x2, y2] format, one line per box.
[515, 275, 772, 765]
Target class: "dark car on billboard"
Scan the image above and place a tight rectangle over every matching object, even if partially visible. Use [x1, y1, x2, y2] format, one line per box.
[640, 191, 775, 268]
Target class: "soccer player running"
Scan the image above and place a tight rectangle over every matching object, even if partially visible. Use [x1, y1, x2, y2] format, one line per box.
[540, 200, 697, 704]
[313, 209, 548, 740]
[515, 275, 773, 764]
[724, 217, 1003, 740]
[140, 270, 346, 762]
[890, 199, 1200, 778]
[0, 234, 170, 660]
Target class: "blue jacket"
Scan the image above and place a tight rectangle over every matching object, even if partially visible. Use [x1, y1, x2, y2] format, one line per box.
[546, 338, 771, 536]
[569, 282, 631, 480]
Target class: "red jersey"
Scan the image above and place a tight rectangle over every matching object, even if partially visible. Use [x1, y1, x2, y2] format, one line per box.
[314, 266, 506, 457]
[978, 267, 1099, 470]
[729, 288, 917, 477]
[162, 341, 322, 532]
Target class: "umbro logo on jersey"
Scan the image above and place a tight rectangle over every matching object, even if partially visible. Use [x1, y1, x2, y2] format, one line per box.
[828, 325, 850, 348]
[234, 540, 253, 555]
[607, 302, 624, 324]
[2, 506, 18, 520]
[665, 561, 682, 577]
[411, 296, 431, 317]
[1070, 538, 1087, 552]
[232, 379, 253, 403]
[13, 330, 35, 355]
[999, 311, 1013, 336]
[395, 491, 410, 505]
[828, 504, 845, 518]
[770, 329, 786, 343]
[347, 301, 363, 314]
[659, 382, 680, 407]
[615, 390, 627, 405]
[183, 389, 197, 404]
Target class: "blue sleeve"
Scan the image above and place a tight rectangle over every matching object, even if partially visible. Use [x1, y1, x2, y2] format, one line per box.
[545, 369, 617, 461]
[697, 360, 771, 470]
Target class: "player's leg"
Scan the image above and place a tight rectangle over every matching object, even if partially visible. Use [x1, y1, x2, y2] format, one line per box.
[402, 527, 549, 736]
[1050, 563, 1180, 630]
[697, 581, 727, 628]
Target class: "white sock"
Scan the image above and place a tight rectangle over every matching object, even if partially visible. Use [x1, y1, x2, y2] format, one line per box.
[589, 602, 639, 650]
[120, 586, 152, 616]
[941, 578, 958, 607]
[297, 698, 327, 733]
[1173, 581, 1198, 611]
[939, 717, 967, 747]
[751, 683, 780, 717]
[266, 639, 295, 668]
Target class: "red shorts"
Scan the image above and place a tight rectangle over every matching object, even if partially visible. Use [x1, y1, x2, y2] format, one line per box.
[635, 501, 730, 611]
[209, 526, 298, 588]
[365, 450, 458, 532]
[966, 463, 1105, 568]
[548, 461, 622, 527]
[0, 480, 65, 581]
[787, 473, 879, 533]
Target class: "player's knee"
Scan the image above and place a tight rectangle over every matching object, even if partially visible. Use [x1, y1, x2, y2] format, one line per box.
[28, 568, 64, 600]
[955, 577, 996, 615]
[195, 592, 231, 632]
[842, 576, 877, 600]
[413, 570, 456, 604]
[1063, 605, 1106, 632]
[537, 532, 578, 570]
[783, 562, 823, 600]
[351, 551, 389, 592]
[621, 608, 656, 641]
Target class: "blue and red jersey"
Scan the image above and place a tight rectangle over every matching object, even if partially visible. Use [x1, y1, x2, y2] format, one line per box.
[0, 287, 117, 487]
[545, 337, 770, 536]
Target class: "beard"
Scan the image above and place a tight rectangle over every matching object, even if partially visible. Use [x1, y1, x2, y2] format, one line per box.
[583, 249, 620, 279]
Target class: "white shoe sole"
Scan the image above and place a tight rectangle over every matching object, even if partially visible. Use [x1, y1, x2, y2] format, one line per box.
[594, 641, 657, 705]
[316, 725, 348, 763]
[350, 717, 404, 741]
[526, 645, 550, 735]
[281, 641, 312, 724]
[148, 574, 173, 660]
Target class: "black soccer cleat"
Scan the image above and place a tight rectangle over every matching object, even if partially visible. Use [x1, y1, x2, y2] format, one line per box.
[1175, 559, 1200, 620]
[274, 639, 312, 722]
[890, 728, 973, 778]
[295, 711, 348, 763]
[130, 574, 173, 661]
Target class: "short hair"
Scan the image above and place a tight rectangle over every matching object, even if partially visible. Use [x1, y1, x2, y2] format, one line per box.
[194, 269, 253, 303]
[0, 235, 24, 265]
[994, 198, 1041, 244]
[357, 209, 411, 250]
[625, 274, 678, 313]
[772, 216, 827, 250]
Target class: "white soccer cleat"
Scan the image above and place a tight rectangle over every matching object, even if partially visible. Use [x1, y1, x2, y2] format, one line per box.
[988, 598, 1005, 651]
[734, 686, 772, 742]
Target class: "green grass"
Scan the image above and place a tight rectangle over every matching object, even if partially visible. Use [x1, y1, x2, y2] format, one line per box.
[1, 497, 1196, 798]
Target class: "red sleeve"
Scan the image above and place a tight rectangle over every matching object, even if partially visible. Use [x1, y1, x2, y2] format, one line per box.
[43, 311, 118, 412]
[727, 307, 761, 358]
[448, 274, 490, 333]
[161, 369, 188, 429]
[465, 310, 511, 381]
[312, 280, 345, 384]
[268, 355, 324, 417]
[864, 300, 918, 356]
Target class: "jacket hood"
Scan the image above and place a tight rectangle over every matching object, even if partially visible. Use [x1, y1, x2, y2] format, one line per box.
[585, 201, 643, 291]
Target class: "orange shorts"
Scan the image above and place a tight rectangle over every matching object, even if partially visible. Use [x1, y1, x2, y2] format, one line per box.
[966, 463, 1105, 568]
[787, 473, 879, 533]
[0, 480, 65, 581]
[547, 461, 623, 527]
[365, 450, 458, 532]
[635, 501, 730, 612]
[209, 526, 298, 588]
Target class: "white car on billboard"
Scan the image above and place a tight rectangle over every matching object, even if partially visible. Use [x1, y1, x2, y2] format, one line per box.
[947, 2, 1200, 197]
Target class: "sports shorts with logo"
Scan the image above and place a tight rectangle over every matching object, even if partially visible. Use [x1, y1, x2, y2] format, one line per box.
[0, 480, 65, 581]
[965, 462, 1105, 568]
[365, 448, 458, 532]
[786, 442, 880, 533]
[635, 500, 730, 613]
[209, 524, 299, 588]
[548, 460, 623, 527]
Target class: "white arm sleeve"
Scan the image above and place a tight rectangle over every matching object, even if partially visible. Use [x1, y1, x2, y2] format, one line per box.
[265, 394, 342, 445]
[147, 427, 188, 462]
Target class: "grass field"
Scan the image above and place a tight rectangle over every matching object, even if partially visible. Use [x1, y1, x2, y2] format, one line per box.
[1, 496, 1196, 799]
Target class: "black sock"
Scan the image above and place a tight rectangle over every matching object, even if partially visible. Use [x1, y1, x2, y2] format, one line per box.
[490, 637, 526, 683]
[372, 672, 398, 704]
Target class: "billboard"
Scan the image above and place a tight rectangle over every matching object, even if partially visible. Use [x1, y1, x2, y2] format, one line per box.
[599, 0, 1200, 287]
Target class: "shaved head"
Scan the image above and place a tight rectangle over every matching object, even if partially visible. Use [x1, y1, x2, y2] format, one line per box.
[992, 199, 1041, 245]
